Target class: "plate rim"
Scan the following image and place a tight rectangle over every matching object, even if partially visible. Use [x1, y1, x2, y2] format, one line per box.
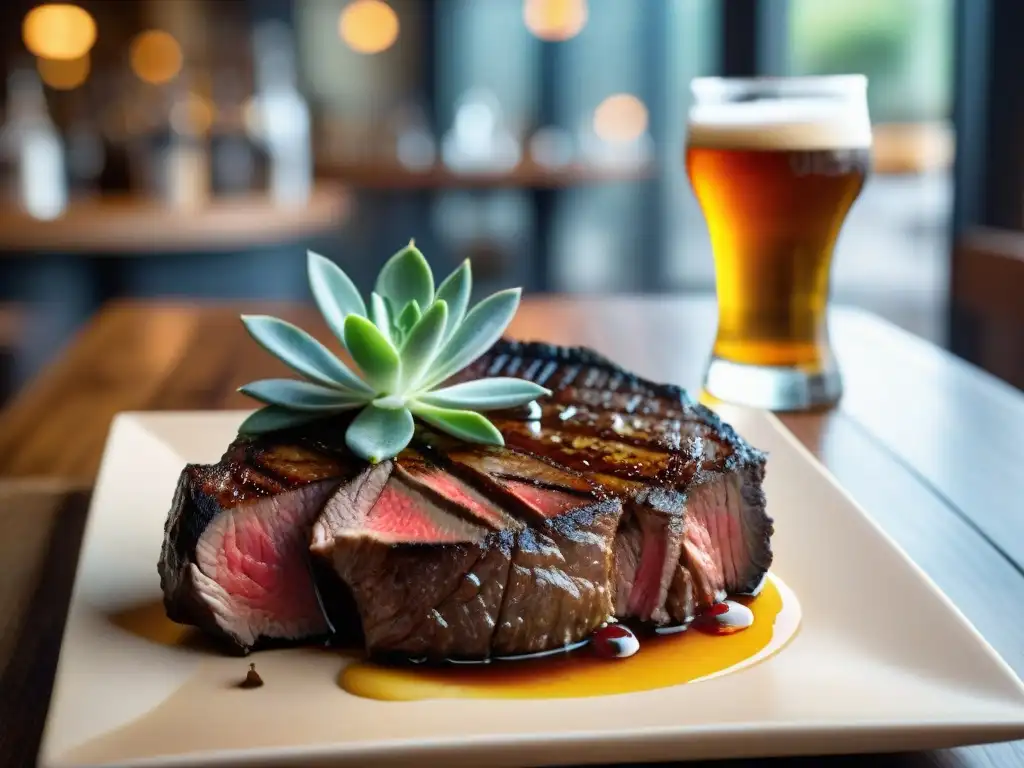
[757, 409, 1024, 696]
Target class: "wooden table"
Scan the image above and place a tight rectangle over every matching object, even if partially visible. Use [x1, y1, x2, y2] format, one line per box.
[2, 296, 1024, 768]
[0, 184, 354, 399]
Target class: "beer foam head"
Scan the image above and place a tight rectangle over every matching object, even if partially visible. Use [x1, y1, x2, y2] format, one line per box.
[687, 95, 872, 152]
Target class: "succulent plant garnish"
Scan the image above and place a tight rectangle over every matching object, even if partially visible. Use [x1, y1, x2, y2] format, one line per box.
[236, 240, 552, 463]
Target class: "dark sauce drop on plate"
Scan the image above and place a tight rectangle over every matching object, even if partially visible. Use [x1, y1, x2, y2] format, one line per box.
[239, 663, 264, 689]
[340, 573, 800, 701]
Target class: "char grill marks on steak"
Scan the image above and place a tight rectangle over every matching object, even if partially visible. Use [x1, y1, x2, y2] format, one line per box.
[457, 340, 772, 625]
[158, 339, 772, 659]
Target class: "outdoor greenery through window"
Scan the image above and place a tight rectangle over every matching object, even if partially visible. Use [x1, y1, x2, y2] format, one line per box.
[788, 0, 954, 124]
[786, 0, 955, 345]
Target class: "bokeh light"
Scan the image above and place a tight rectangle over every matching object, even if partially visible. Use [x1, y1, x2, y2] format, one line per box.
[22, 3, 97, 61]
[170, 93, 215, 136]
[36, 53, 90, 90]
[523, 0, 587, 42]
[593, 93, 649, 143]
[339, 0, 400, 54]
[130, 30, 183, 85]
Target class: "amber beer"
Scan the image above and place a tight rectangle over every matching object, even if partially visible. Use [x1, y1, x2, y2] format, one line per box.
[686, 75, 871, 410]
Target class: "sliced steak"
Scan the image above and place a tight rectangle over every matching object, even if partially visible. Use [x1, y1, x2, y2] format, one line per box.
[474, 339, 773, 617]
[611, 510, 643, 618]
[159, 339, 773, 662]
[157, 434, 360, 652]
[311, 455, 511, 660]
[622, 489, 686, 624]
[666, 562, 696, 626]
[683, 469, 771, 597]
[311, 448, 623, 660]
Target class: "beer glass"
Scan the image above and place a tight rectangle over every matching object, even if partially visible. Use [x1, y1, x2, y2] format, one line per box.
[686, 75, 871, 410]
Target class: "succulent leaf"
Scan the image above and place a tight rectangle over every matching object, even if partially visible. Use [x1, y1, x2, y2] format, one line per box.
[416, 377, 550, 411]
[307, 250, 366, 343]
[238, 379, 372, 411]
[374, 240, 434, 314]
[408, 402, 504, 446]
[400, 299, 448, 390]
[343, 314, 402, 394]
[434, 260, 471, 343]
[345, 403, 415, 463]
[396, 301, 422, 338]
[369, 292, 392, 345]
[238, 405, 334, 435]
[424, 288, 521, 388]
[240, 315, 373, 393]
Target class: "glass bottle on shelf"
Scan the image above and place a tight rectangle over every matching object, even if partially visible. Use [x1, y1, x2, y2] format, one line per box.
[163, 79, 212, 210]
[0, 68, 68, 219]
[249, 20, 312, 205]
[210, 69, 258, 196]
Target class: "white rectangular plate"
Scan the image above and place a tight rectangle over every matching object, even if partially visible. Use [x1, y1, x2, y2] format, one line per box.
[38, 406, 1024, 767]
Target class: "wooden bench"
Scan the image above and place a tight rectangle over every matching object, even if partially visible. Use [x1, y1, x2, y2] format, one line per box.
[951, 227, 1024, 390]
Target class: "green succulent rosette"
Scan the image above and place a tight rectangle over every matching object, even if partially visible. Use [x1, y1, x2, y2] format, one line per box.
[236, 241, 551, 463]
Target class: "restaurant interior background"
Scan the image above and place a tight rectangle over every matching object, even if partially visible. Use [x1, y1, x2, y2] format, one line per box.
[0, 0, 1019, 409]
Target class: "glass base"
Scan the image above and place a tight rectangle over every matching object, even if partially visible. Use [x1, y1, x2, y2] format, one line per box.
[702, 356, 842, 412]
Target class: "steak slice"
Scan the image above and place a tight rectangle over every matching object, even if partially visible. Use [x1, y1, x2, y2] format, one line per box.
[311, 457, 514, 660]
[310, 447, 623, 660]
[158, 434, 361, 652]
[621, 488, 686, 624]
[491, 498, 622, 656]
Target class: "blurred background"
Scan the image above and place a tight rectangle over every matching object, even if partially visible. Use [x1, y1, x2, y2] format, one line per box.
[0, 0, 1018, 407]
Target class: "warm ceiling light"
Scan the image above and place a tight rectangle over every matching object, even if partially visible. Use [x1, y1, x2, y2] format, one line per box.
[36, 52, 90, 90]
[130, 29, 183, 85]
[339, 0, 399, 54]
[524, 0, 587, 42]
[22, 3, 97, 61]
[593, 93, 649, 143]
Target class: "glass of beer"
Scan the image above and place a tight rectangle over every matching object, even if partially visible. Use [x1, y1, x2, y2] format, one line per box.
[686, 75, 871, 410]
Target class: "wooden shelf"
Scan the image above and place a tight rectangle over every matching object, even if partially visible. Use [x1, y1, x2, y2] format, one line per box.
[318, 124, 949, 185]
[0, 184, 352, 255]
[316, 159, 654, 190]
[871, 121, 954, 176]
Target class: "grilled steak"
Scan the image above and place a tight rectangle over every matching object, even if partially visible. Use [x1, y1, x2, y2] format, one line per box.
[158, 340, 772, 659]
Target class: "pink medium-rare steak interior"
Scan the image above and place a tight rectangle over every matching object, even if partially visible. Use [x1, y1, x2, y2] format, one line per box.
[310, 454, 516, 659]
[399, 458, 519, 531]
[190, 479, 338, 648]
[362, 475, 489, 544]
[158, 434, 362, 653]
[158, 339, 773, 660]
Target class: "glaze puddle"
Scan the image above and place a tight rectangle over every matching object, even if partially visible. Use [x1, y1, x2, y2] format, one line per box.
[340, 572, 800, 700]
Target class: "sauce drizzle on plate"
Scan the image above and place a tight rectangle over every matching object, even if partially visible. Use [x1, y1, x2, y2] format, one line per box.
[340, 572, 800, 701]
